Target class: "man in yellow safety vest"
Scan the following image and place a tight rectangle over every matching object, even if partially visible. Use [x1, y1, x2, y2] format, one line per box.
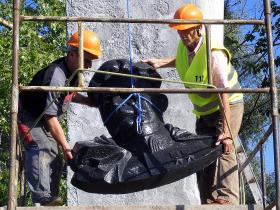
[143, 4, 244, 205]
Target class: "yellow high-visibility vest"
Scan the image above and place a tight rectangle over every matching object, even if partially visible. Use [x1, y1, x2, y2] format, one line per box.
[175, 37, 243, 117]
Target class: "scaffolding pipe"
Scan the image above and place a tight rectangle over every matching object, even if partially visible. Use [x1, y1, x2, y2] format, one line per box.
[78, 22, 85, 87]
[239, 124, 273, 173]
[260, 144, 267, 209]
[20, 16, 265, 25]
[205, 25, 213, 85]
[266, 200, 276, 210]
[19, 86, 271, 93]
[264, 0, 280, 209]
[18, 67, 272, 93]
[0, 17, 13, 29]
[8, 0, 20, 209]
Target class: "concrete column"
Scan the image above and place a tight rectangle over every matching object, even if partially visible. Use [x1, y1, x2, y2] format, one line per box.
[66, 0, 224, 206]
[193, 0, 225, 45]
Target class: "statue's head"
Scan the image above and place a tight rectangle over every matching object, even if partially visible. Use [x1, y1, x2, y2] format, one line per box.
[88, 59, 169, 144]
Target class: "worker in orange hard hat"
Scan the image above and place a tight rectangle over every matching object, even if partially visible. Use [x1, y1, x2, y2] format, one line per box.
[66, 30, 101, 71]
[18, 29, 101, 206]
[67, 30, 101, 59]
[142, 4, 244, 205]
[169, 3, 203, 30]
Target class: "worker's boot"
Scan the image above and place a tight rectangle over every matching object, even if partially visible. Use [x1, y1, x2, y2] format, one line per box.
[42, 196, 64, 206]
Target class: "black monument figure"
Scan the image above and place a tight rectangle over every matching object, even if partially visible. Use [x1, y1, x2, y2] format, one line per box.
[69, 59, 223, 194]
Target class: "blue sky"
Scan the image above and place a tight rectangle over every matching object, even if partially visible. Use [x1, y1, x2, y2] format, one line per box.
[264, 137, 275, 173]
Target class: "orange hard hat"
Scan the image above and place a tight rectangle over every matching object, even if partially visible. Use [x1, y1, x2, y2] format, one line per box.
[169, 4, 203, 31]
[67, 30, 101, 59]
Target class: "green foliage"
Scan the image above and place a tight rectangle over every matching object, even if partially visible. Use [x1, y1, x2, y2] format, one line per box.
[0, 0, 66, 206]
[0, 139, 10, 206]
[225, 1, 280, 78]
[59, 174, 67, 204]
[266, 172, 276, 203]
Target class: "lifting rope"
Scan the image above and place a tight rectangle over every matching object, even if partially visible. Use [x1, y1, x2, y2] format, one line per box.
[103, 0, 162, 134]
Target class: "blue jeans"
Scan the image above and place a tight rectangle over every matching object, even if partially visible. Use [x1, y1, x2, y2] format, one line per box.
[18, 110, 63, 204]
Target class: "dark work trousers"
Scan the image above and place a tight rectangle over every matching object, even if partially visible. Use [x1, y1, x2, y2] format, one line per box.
[18, 109, 63, 204]
[195, 102, 244, 204]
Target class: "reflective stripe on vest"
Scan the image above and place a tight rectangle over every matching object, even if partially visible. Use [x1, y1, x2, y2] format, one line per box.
[175, 36, 243, 117]
[193, 99, 220, 113]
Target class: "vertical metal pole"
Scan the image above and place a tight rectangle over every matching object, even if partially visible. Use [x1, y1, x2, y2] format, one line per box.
[8, 0, 20, 209]
[263, 0, 280, 209]
[260, 145, 267, 209]
[78, 22, 84, 87]
[205, 25, 213, 85]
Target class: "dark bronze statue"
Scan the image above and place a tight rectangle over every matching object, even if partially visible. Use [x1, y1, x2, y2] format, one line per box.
[69, 59, 222, 194]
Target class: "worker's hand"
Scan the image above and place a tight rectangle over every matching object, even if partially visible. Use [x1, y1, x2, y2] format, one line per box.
[215, 132, 233, 154]
[141, 58, 164, 69]
[141, 57, 176, 69]
[63, 148, 73, 161]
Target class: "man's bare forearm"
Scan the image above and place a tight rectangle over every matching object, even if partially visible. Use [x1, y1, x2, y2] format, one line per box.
[44, 115, 73, 160]
[142, 56, 176, 69]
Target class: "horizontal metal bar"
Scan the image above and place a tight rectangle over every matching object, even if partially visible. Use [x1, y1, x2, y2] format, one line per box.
[239, 124, 273, 173]
[19, 86, 271, 93]
[82, 68, 215, 88]
[0, 17, 13, 29]
[7, 205, 266, 210]
[20, 16, 265, 25]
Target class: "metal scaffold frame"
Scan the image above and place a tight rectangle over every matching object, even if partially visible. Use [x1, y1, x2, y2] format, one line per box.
[7, 0, 279, 210]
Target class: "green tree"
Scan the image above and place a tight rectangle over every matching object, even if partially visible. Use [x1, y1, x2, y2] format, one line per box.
[0, 0, 66, 206]
[266, 172, 276, 204]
